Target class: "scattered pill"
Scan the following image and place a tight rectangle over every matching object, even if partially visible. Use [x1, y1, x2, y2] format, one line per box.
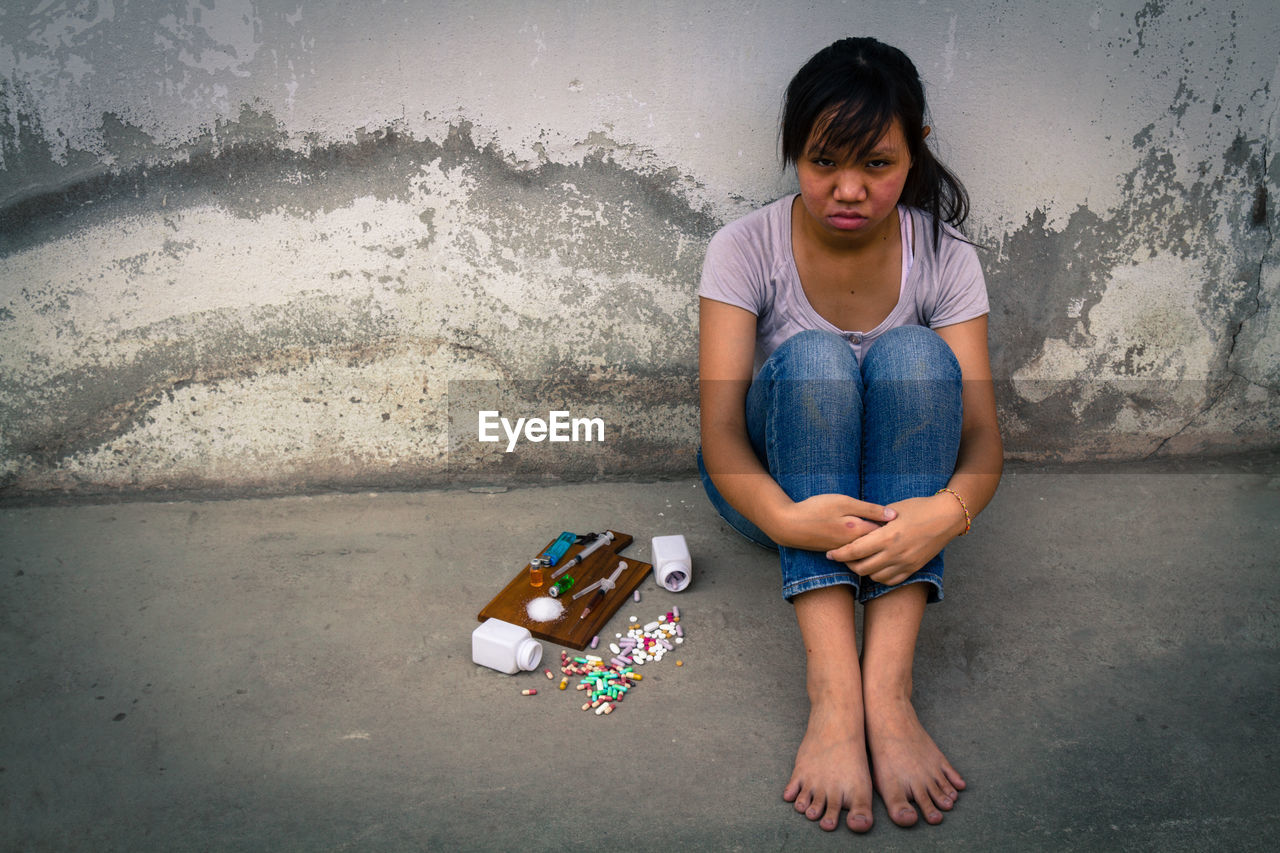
[590, 636, 600, 649]
[522, 688, 538, 696]
[633, 589, 641, 602]
[545, 606, 687, 716]
[544, 669, 554, 679]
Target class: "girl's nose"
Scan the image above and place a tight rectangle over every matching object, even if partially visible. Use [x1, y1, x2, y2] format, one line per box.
[833, 172, 867, 202]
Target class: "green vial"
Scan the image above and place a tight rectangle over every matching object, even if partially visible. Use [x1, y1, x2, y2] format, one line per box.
[548, 575, 575, 598]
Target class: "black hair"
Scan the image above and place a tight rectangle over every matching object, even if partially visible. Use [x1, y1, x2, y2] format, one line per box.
[781, 37, 970, 247]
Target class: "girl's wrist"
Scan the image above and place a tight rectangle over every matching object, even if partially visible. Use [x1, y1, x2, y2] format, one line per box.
[935, 488, 971, 537]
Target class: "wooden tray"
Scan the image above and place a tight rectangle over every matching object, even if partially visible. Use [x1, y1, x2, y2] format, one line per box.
[477, 530, 651, 650]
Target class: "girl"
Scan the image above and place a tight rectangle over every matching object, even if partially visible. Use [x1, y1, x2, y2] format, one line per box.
[697, 37, 1002, 833]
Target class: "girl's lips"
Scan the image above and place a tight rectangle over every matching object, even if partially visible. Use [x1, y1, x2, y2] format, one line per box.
[827, 212, 868, 229]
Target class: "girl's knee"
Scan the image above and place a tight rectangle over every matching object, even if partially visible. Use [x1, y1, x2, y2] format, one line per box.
[767, 329, 859, 379]
[863, 325, 960, 382]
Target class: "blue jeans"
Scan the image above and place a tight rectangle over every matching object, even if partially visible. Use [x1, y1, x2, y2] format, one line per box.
[698, 326, 963, 602]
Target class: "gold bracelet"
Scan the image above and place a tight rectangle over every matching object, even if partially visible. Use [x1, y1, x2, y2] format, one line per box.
[936, 488, 971, 536]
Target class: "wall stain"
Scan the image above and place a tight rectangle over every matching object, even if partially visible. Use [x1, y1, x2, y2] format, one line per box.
[982, 119, 1273, 459]
[0, 108, 719, 495]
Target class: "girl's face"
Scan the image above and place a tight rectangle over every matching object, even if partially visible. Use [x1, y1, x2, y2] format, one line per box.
[794, 115, 913, 244]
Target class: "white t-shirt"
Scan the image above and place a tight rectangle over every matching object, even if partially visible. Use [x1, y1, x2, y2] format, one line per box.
[699, 195, 989, 371]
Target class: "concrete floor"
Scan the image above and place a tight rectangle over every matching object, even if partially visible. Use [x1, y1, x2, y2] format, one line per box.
[2, 458, 1278, 851]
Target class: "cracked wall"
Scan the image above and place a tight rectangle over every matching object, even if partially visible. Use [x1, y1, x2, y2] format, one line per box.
[1, 0, 1277, 498]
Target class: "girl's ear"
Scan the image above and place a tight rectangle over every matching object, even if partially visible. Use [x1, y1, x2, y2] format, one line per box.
[922, 125, 932, 139]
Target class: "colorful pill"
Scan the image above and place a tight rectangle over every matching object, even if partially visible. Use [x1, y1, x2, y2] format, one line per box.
[633, 589, 641, 602]
[672, 605, 680, 618]
[590, 635, 599, 649]
[559, 677, 568, 690]
[522, 688, 537, 696]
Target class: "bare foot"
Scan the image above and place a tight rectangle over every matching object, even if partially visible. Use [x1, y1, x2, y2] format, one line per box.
[782, 700, 875, 832]
[864, 690, 966, 827]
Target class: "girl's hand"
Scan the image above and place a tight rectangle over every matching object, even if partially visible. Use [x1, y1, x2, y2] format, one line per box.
[823, 494, 965, 587]
[773, 493, 898, 552]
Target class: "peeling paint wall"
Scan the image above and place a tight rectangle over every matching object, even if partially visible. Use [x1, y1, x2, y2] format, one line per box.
[1, 0, 1276, 498]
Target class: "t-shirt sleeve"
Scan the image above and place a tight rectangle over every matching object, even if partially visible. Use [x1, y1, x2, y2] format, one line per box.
[927, 234, 989, 328]
[698, 219, 766, 316]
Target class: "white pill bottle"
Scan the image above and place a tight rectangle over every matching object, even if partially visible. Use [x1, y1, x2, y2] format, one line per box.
[651, 534, 692, 592]
[472, 618, 543, 674]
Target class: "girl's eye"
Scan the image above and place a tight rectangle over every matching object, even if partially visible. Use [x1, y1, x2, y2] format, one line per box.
[867, 159, 891, 169]
[811, 157, 836, 168]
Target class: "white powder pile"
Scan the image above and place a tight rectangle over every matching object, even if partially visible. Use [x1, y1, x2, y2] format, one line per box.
[526, 596, 565, 622]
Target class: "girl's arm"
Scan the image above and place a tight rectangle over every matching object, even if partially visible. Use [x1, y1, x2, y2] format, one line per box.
[699, 297, 897, 550]
[824, 314, 1003, 584]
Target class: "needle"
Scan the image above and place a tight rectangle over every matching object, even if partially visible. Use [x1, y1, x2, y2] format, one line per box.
[577, 561, 627, 620]
[551, 531, 615, 579]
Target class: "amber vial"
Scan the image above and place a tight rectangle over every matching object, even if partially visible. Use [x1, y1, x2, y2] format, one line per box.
[529, 558, 545, 588]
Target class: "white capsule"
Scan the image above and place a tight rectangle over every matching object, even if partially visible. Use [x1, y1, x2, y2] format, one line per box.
[643, 621, 660, 632]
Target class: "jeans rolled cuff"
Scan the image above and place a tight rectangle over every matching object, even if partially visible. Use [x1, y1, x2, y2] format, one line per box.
[860, 572, 944, 604]
[780, 571, 861, 602]
[781, 569, 945, 604]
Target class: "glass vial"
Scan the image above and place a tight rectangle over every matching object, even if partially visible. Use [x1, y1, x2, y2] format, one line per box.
[528, 557, 545, 588]
[651, 534, 692, 592]
[472, 618, 543, 674]
[548, 575, 574, 598]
